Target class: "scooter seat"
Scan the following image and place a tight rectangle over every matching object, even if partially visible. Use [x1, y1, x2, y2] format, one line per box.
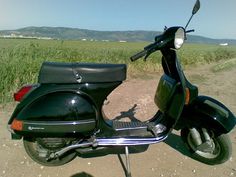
[38, 62, 127, 84]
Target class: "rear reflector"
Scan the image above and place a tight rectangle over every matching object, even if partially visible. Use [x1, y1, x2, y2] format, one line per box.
[11, 119, 23, 131]
[185, 88, 190, 105]
[14, 85, 33, 102]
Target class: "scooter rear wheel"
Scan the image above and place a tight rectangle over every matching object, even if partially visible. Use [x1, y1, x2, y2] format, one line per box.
[181, 128, 232, 165]
[23, 137, 77, 166]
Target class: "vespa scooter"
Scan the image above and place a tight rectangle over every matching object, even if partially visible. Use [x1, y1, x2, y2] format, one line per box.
[8, 0, 235, 174]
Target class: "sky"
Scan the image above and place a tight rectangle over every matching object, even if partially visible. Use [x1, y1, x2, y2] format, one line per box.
[0, 0, 236, 39]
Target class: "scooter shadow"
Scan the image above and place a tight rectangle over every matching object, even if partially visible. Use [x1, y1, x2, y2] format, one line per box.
[112, 104, 140, 122]
[70, 172, 94, 177]
[164, 132, 192, 157]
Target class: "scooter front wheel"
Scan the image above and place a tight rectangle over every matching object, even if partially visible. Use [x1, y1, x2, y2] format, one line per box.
[181, 128, 232, 165]
[23, 137, 77, 166]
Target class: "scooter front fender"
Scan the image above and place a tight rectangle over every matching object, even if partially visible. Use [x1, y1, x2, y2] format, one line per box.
[175, 96, 236, 135]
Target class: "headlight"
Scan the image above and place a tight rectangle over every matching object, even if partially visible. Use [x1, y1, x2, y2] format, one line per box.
[174, 28, 185, 49]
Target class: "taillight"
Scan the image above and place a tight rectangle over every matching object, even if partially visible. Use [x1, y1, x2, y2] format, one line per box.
[14, 85, 33, 102]
[11, 119, 23, 131]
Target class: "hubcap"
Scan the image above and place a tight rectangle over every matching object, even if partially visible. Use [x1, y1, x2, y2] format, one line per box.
[187, 130, 221, 159]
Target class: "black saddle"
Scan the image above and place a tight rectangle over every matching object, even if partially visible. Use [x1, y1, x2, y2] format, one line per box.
[38, 62, 127, 84]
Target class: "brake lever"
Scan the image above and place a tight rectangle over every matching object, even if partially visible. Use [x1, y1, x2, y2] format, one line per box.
[185, 29, 195, 33]
[144, 51, 152, 61]
[143, 40, 160, 61]
[185, 29, 195, 40]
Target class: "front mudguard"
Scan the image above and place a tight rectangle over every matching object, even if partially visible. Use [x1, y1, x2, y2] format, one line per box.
[175, 96, 236, 135]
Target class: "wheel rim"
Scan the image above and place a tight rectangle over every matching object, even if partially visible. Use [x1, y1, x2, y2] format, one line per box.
[187, 131, 221, 159]
[24, 138, 77, 166]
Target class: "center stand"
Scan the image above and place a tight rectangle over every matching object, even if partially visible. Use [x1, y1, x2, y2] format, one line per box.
[125, 146, 131, 177]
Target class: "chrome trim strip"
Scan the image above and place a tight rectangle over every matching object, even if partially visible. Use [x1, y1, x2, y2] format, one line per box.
[22, 120, 96, 133]
[97, 135, 168, 146]
[50, 135, 168, 159]
[114, 126, 146, 131]
[24, 119, 96, 126]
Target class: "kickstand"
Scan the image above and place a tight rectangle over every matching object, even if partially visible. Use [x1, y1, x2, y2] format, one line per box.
[125, 146, 132, 177]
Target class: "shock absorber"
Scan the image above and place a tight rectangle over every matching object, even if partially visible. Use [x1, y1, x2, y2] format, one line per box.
[202, 128, 211, 142]
[189, 128, 202, 146]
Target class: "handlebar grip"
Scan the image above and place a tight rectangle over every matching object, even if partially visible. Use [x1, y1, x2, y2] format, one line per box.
[185, 29, 195, 33]
[130, 50, 147, 62]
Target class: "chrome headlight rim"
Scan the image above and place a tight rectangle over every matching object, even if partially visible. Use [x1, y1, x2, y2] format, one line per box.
[174, 27, 185, 49]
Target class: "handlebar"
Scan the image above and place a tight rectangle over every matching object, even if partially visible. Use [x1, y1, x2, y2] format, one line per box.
[130, 41, 159, 62]
[130, 50, 147, 61]
[130, 27, 195, 62]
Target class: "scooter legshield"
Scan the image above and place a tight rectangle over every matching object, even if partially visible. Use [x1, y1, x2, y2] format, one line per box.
[10, 92, 97, 137]
[175, 95, 236, 134]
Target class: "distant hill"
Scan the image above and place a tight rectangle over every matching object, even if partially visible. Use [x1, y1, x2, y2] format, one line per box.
[1, 26, 236, 45]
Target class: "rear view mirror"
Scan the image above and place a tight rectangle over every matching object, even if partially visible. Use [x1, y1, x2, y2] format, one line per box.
[185, 0, 200, 30]
[192, 0, 200, 15]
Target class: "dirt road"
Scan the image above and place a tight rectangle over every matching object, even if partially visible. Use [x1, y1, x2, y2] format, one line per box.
[1, 61, 236, 177]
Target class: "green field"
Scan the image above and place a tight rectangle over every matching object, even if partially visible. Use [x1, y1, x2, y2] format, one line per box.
[0, 38, 236, 103]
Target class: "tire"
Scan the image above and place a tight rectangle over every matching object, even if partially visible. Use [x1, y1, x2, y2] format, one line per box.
[23, 137, 77, 166]
[181, 128, 232, 165]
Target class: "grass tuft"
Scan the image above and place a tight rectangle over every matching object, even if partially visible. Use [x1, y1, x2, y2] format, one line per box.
[212, 58, 236, 72]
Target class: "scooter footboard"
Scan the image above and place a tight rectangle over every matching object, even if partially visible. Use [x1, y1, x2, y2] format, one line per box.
[175, 95, 236, 134]
[9, 92, 97, 137]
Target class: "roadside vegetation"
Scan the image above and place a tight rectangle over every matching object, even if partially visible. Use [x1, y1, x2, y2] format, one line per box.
[1, 38, 236, 103]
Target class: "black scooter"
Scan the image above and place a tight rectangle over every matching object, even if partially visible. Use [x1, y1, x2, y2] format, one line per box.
[8, 0, 235, 175]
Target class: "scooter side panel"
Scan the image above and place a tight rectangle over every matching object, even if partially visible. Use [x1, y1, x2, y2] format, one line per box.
[9, 81, 122, 124]
[18, 92, 96, 121]
[175, 95, 236, 134]
[9, 81, 123, 137]
[12, 91, 97, 136]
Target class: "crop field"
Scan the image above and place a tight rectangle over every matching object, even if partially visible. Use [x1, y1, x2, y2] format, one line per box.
[0, 38, 236, 103]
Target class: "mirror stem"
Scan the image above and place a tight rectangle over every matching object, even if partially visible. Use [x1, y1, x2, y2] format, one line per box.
[185, 14, 194, 29]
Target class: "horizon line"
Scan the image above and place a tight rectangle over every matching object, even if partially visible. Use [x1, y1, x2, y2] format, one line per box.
[1, 26, 236, 41]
